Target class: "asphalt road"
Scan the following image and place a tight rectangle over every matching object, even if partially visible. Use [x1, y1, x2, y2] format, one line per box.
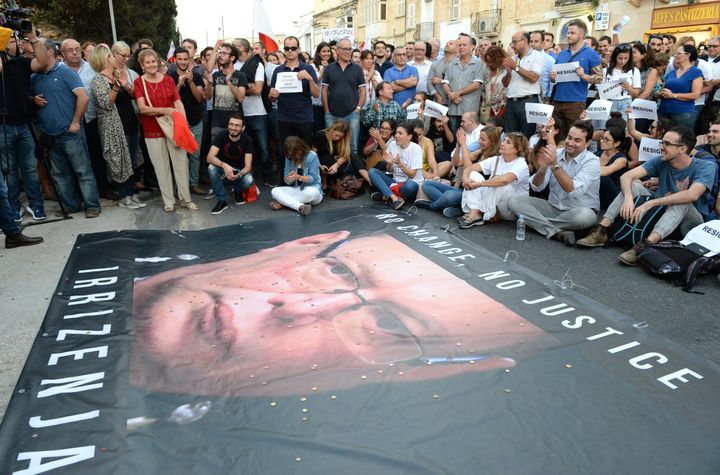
[1, 186, 718, 421]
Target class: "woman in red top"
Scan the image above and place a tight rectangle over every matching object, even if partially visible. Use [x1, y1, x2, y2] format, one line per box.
[134, 49, 199, 212]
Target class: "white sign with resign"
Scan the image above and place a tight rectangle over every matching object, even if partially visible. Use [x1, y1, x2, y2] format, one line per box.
[638, 137, 661, 162]
[525, 102, 554, 125]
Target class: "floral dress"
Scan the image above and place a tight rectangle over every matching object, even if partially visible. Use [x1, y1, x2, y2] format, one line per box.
[91, 74, 133, 183]
[483, 67, 507, 118]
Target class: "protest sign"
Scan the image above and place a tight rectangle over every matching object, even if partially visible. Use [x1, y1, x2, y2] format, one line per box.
[552, 62, 580, 83]
[424, 100, 449, 119]
[639, 137, 661, 162]
[275, 72, 303, 93]
[585, 100, 613, 121]
[597, 80, 625, 100]
[629, 98, 658, 121]
[322, 28, 354, 43]
[525, 102, 554, 125]
[405, 103, 420, 120]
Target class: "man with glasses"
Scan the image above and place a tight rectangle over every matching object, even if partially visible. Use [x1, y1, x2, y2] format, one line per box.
[372, 40, 393, 76]
[577, 126, 715, 265]
[408, 41, 432, 94]
[269, 36, 319, 147]
[383, 46, 419, 109]
[205, 43, 248, 139]
[502, 30, 544, 138]
[322, 38, 366, 154]
[442, 33, 484, 134]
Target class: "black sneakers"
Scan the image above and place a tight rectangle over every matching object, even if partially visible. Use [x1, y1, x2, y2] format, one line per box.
[211, 201, 228, 215]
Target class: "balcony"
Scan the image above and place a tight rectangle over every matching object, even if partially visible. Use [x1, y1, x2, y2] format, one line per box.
[413, 22, 435, 40]
[471, 10, 501, 36]
[554, 0, 592, 7]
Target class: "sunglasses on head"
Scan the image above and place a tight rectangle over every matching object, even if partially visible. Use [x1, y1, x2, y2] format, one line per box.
[284, 46, 299, 52]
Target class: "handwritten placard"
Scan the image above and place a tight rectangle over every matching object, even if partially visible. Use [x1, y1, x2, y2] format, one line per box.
[597, 79, 625, 100]
[276, 72, 303, 93]
[639, 137, 661, 162]
[405, 103, 420, 120]
[585, 99, 612, 121]
[629, 98, 658, 121]
[552, 62, 580, 83]
[424, 100, 449, 119]
[525, 102, 554, 125]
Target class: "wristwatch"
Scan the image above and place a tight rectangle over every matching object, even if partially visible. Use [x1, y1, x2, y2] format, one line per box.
[514, 65, 520, 73]
[551, 164, 561, 171]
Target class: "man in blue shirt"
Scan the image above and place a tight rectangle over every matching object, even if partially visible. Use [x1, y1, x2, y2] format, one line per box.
[577, 126, 716, 265]
[269, 36, 320, 147]
[549, 20, 602, 127]
[383, 46, 419, 108]
[31, 39, 100, 218]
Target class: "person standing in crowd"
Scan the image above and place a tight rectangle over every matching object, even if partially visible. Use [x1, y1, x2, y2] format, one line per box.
[481, 46, 508, 122]
[360, 50, 382, 108]
[32, 39, 101, 218]
[530, 31, 556, 103]
[135, 49, 198, 212]
[477, 38, 492, 61]
[648, 35, 664, 55]
[508, 121, 600, 246]
[443, 33, 484, 133]
[549, 20, 602, 127]
[130, 38, 153, 76]
[428, 38, 441, 61]
[207, 115, 258, 215]
[408, 41, 432, 95]
[61, 38, 111, 200]
[233, 38, 273, 186]
[544, 32, 557, 59]
[657, 45, 703, 130]
[598, 36, 613, 65]
[322, 38, 366, 154]
[89, 45, 143, 210]
[205, 43, 248, 138]
[311, 42, 334, 131]
[600, 43, 640, 120]
[373, 41, 393, 77]
[1, 168, 43, 248]
[383, 46, 419, 108]
[271, 136, 323, 215]
[169, 47, 207, 195]
[427, 39, 458, 105]
[696, 36, 720, 136]
[81, 41, 96, 60]
[1, 27, 48, 222]
[269, 36, 319, 147]
[631, 43, 659, 133]
[663, 35, 677, 54]
[252, 41, 267, 59]
[502, 30, 544, 137]
[577, 126, 715, 264]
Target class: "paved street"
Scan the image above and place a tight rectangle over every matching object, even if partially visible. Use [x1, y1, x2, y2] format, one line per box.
[1, 187, 718, 421]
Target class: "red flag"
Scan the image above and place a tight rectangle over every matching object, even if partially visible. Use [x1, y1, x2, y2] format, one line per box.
[254, 0, 278, 53]
[258, 32, 278, 53]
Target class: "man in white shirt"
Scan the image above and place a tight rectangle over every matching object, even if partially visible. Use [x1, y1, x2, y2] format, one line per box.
[502, 30, 544, 138]
[530, 31, 556, 103]
[408, 41, 432, 95]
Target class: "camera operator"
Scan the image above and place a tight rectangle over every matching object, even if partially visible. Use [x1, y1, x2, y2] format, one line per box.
[0, 25, 48, 222]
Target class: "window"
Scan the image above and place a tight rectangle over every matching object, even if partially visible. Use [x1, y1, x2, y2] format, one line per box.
[407, 3, 416, 29]
[380, 1, 386, 20]
[450, 0, 460, 21]
[398, 0, 405, 16]
[364, 0, 387, 23]
[360, 5, 366, 25]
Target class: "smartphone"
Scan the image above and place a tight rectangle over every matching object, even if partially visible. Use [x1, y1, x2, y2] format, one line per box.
[296, 167, 303, 176]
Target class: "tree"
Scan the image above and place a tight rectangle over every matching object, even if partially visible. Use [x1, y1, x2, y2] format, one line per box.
[25, 0, 178, 56]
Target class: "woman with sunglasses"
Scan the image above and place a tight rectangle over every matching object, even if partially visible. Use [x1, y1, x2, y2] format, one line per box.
[599, 44, 640, 121]
[598, 127, 630, 210]
[657, 45, 703, 130]
[368, 122, 423, 210]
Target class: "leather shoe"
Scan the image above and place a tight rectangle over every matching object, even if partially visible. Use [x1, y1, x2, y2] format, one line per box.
[552, 230, 576, 247]
[5, 233, 44, 249]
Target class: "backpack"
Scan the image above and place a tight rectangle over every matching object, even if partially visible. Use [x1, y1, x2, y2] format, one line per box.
[637, 220, 720, 292]
[607, 195, 666, 249]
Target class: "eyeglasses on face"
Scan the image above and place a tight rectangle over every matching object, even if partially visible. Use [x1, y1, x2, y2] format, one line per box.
[63, 47, 81, 53]
[660, 140, 683, 148]
[337, 46, 352, 52]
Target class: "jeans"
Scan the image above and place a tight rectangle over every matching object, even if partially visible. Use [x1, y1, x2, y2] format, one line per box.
[208, 165, 254, 203]
[610, 97, 632, 121]
[84, 119, 110, 195]
[244, 115, 272, 182]
[325, 111, 360, 154]
[46, 131, 101, 211]
[0, 123, 44, 212]
[0, 168, 20, 235]
[187, 121, 203, 186]
[369, 168, 419, 200]
[658, 111, 696, 130]
[421, 180, 462, 211]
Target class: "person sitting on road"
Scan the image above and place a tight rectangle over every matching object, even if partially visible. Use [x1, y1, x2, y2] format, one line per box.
[411, 119, 451, 179]
[271, 136, 323, 215]
[313, 119, 364, 190]
[597, 127, 631, 210]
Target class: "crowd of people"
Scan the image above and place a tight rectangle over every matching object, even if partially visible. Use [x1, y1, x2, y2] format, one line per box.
[2, 21, 719, 270]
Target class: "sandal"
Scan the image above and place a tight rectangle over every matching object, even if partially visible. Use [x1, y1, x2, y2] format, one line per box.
[458, 215, 484, 229]
[164, 205, 175, 212]
[270, 201, 283, 210]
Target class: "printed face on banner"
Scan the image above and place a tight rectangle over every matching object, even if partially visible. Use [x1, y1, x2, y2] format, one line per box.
[130, 232, 547, 396]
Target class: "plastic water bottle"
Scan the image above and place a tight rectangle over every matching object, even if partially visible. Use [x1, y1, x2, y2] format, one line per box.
[516, 214, 526, 241]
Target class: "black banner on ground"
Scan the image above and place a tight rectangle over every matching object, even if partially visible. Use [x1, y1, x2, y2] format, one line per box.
[1, 209, 718, 474]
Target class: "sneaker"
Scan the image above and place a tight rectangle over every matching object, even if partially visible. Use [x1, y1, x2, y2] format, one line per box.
[13, 207, 24, 223]
[130, 195, 147, 208]
[442, 207, 462, 218]
[234, 190, 245, 205]
[85, 207, 101, 219]
[118, 196, 140, 209]
[552, 230, 576, 247]
[298, 204, 312, 216]
[211, 201, 228, 215]
[370, 191, 384, 202]
[576, 225, 609, 248]
[414, 199, 431, 209]
[180, 201, 200, 211]
[190, 185, 206, 195]
[618, 239, 650, 266]
[203, 189, 216, 200]
[391, 198, 405, 210]
[26, 206, 46, 221]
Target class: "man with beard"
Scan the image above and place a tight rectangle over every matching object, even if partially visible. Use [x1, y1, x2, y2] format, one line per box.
[205, 43, 248, 138]
[373, 40, 393, 77]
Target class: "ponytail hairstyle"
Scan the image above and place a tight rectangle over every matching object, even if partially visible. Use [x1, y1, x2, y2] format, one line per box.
[605, 127, 631, 155]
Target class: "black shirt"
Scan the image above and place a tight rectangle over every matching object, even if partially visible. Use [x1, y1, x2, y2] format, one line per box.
[0, 56, 33, 124]
[211, 130, 254, 169]
[321, 62, 365, 117]
[211, 70, 248, 129]
[426, 126, 454, 153]
[169, 69, 205, 126]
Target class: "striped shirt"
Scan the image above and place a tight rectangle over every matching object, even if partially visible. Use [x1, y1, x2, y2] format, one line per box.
[531, 148, 600, 210]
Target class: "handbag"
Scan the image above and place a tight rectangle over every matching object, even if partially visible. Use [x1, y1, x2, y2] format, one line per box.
[141, 76, 176, 145]
[141, 77, 198, 153]
[330, 175, 364, 200]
